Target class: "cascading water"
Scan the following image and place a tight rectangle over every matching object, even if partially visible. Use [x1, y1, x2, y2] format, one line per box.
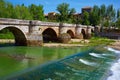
[106, 47, 120, 80]
[79, 58, 98, 66]
[0, 46, 119, 80]
[89, 52, 105, 58]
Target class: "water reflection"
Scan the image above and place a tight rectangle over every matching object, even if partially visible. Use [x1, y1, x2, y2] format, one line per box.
[0, 46, 83, 79]
[7, 46, 117, 80]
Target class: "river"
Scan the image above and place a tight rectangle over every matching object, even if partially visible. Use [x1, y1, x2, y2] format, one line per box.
[0, 46, 119, 80]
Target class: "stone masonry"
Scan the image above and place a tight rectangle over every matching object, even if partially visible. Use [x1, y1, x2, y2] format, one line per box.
[0, 18, 94, 46]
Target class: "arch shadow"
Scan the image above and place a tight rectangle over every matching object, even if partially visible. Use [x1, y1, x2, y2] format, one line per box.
[91, 29, 94, 33]
[67, 30, 74, 38]
[42, 28, 58, 43]
[81, 29, 86, 39]
[0, 27, 27, 46]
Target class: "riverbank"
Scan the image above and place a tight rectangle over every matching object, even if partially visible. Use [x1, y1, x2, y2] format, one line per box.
[0, 38, 118, 48]
[0, 39, 87, 47]
[0, 39, 14, 43]
[108, 40, 120, 50]
[43, 43, 84, 47]
[43, 39, 88, 47]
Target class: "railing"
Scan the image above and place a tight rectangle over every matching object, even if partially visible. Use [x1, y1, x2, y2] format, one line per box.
[0, 18, 94, 28]
[0, 18, 30, 25]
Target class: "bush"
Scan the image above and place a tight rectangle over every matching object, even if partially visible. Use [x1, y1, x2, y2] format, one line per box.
[0, 33, 14, 39]
[58, 33, 71, 43]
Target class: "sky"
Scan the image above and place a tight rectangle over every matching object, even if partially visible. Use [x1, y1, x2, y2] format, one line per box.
[6, 0, 120, 14]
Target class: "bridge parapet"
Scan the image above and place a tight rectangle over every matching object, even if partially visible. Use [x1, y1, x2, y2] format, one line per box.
[39, 21, 59, 27]
[61, 23, 76, 27]
[76, 24, 91, 28]
[0, 18, 30, 25]
[0, 18, 60, 27]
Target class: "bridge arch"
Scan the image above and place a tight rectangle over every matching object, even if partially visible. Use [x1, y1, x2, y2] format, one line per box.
[0, 26, 27, 46]
[67, 30, 74, 38]
[91, 29, 94, 33]
[42, 28, 58, 42]
[81, 29, 86, 39]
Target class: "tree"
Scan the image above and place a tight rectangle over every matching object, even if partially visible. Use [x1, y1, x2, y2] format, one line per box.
[116, 18, 120, 29]
[93, 5, 100, 16]
[72, 15, 82, 24]
[29, 4, 44, 20]
[100, 4, 106, 32]
[89, 5, 100, 26]
[89, 12, 100, 26]
[0, 0, 6, 18]
[5, 2, 15, 18]
[117, 9, 120, 19]
[106, 5, 116, 28]
[116, 9, 120, 28]
[82, 11, 90, 25]
[14, 4, 32, 20]
[100, 4, 106, 18]
[56, 3, 76, 22]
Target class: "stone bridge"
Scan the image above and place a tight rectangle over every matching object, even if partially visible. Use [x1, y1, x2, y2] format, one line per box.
[0, 18, 94, 46]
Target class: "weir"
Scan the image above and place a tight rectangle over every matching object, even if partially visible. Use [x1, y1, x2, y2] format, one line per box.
[1, 46, 117, 80]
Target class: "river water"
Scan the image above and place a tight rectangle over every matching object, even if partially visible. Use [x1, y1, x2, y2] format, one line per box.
[0, 46, 120, 80]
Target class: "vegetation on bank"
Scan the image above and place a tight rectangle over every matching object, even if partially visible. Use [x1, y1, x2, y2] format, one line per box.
[0, 33, 14, 39]
[0, 29, 14, 39]
[70, 37, 114, 47]
[86, 37, 114, 46]
[0, 0, 44, 20]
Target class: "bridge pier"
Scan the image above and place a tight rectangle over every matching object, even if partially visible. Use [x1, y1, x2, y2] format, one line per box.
[85, 26, 92, 39]
[27, 34, 43, 46]
[27, 21, 43, 46]
[59, 23, 67, 35]
[75, 24, 84, 39]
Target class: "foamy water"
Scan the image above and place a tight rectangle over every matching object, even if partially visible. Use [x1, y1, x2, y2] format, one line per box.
[89, 52, 105, 58]
[107, 47, 120, 54]
[79, 59, 97, 66]
[107, 47, 120, 80]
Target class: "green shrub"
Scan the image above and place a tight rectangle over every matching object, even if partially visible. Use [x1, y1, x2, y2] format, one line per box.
[0, 33, 14, 39]
[87, 37, 114, 46]
[58, 33, 71, 43]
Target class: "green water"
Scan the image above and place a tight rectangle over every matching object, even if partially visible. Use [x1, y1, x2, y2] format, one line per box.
[0, 46, 117, 80]
[0, 46, 86, 79]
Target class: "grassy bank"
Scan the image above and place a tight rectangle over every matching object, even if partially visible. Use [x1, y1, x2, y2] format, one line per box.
[86, 37, 115, 46]
[70, 37, 115, 47]
[0, 33, 14, 39]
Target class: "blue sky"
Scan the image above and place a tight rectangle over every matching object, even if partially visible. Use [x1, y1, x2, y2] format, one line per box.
[6, 0, 120, 14]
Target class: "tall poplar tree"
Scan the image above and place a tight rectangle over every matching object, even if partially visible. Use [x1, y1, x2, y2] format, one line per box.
[56, 3, 76, 22]
[29, 4, 44, 20]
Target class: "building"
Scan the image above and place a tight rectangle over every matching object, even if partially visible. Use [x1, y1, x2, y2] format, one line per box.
[48, 12, 57, 21]
[81, 6, 92, 13]
[45, 6, 92, 22]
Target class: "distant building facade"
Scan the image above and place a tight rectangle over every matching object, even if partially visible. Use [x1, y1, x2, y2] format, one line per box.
[45, 12, 58, 21]
[45, 6, 92, 21]
[81, 6, 92, 13]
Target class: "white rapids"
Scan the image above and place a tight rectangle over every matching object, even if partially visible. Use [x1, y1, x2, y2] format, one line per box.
[107, 47, 120, 80]
[107, 59, 120, 80]
[107, 47, 120, 54]
[79, 59, 97, 66]
[89, 52, 105, 58]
